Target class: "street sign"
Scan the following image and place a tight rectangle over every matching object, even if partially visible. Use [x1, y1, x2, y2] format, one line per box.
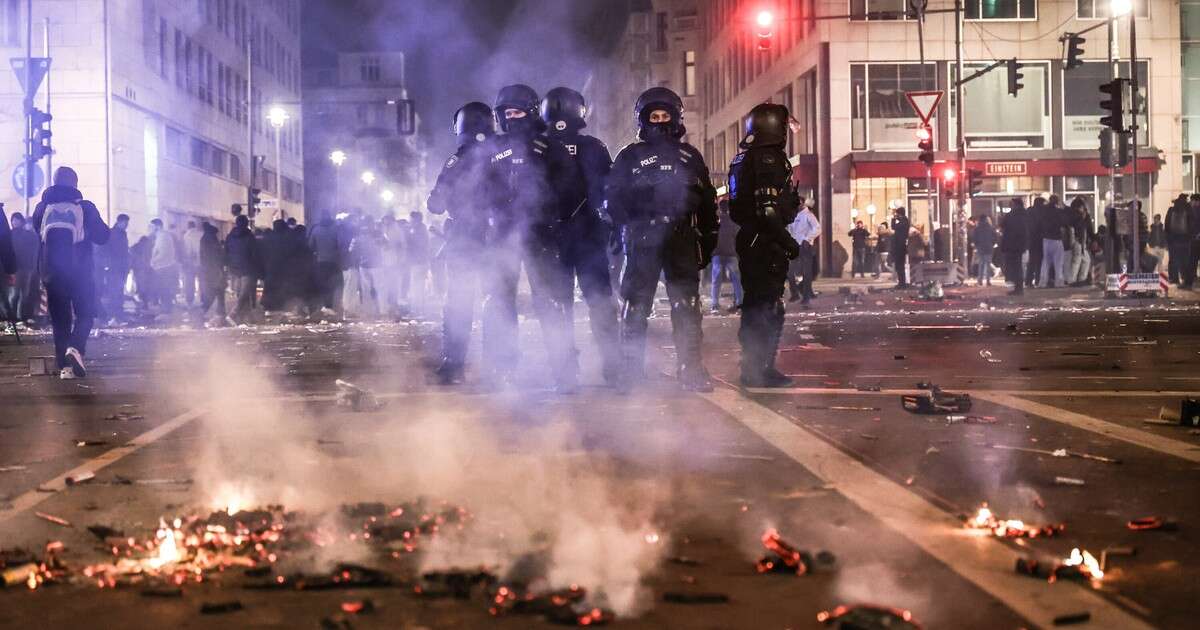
[905, 90, 943, 124]
[12, 162, 44, 198]
[10, 57, 50, 96]
[1106, 272, 1168, 296]
[984, 161, 1027, 176]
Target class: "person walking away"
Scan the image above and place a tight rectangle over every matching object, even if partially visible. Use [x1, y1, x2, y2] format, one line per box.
[710, 200, 742, 313]
[9, 212, 41, 323]
[1188, 194, 1200, 289]
[848, 220, 870, 278]
[1039, 196, 1068, 288]
[874, 222, 891, 278]
[973, 214, 997, 286]
[729, 103, 802, 388]
[1067, 198, 1093, 286]
[606, 87, 719, 393]
[1165, 195, 1193, 288]
[1026, 199, 1044, 287]
[307, 214, 343, 315]
[148, 219, 177, 313]
[428, 101, 495, 384]
[31, 167, 110, 378]
[224, 214, 259, 323]
[339, 215, 362, 317]
[407, 211, 430, 311]
[788, 201, 820, 305]
[351, 220, 385, 319]
[96, 214, 130, 324]
[890, 207, 911, 288]
[1149, 210, 1168, 274]
[181, 221, 202, 307]
[1000, 198, 1029, 295]
[196, 222, 228, 326]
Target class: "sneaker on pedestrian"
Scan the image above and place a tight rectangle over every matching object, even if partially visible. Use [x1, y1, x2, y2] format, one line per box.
[59, 367, 78, 380]
[64, 347, 86, 378]
[726, 304, 740, 314]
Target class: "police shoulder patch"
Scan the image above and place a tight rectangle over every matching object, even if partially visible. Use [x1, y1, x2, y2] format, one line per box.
[444, 155, 459, 169]
[731, 152, 745, 166]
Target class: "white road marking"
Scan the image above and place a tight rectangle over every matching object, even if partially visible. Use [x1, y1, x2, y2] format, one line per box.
[1066, 376, 1139, 380]
[971, 393, 1200, 464]
[701, 387, 1154, 630]
[745, 386, 1200, 398]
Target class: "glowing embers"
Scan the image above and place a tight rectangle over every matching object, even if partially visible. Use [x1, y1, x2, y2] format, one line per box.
[1015, 548, 1105, 583]
[755, 529, 835, 576]
[965, 503, 1065, 539]
[818, 604, 922, 629]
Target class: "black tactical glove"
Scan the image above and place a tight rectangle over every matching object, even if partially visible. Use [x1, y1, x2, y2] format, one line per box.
[699, 233, 718, 270]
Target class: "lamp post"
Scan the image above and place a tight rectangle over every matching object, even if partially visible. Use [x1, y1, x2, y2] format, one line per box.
[329, 149, 347, 213]
[267, 106, 289, 212]
[361, 170, 376, 186]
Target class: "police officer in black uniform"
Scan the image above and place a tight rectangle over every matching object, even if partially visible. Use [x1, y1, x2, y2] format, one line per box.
[483, 84, 586, 392]
[607, 87, 719, 393]
[427, 102, 495, 385]
[728, 103, 802, 388]
[540, 87, 622, 386]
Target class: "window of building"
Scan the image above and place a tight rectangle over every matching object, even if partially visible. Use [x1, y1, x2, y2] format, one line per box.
[1077, 0, 1147, 19]
[965, 0, 1036, 20]
[951, 61, 1050, 149]
[210, 147, 227, 176]
[656, 12, 669, 52]
[142, 0, 157, 70]
[174, 29, 184, 89]
[230, 154, 243, 183]
[1184, 155, 1195, 192]
[166, 127, 186, 162]
[630, 12, 650, 34]
[684, 50, 697, 96]
[0, 0, 19, 47]
[1063, 60, 1149, 149]
[190, 137, 208, 169]
[158, 18, 168, 77]
[850, 0, 912, 21]
[185, 37, 194, 95]
[360, 56, 381, 82]
[850, 62, 937, 151]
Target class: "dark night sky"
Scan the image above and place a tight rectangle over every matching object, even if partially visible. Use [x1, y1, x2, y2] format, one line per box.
[302, 0, 631, 163]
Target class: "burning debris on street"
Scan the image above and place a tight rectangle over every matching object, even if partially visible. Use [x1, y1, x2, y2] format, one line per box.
[755, 529, 835, 576]
[1015, 548, 1105, 583]
[964, 503, 1065, 538]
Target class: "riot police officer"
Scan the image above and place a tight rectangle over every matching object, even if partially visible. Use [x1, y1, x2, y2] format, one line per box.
[607, 87, 718, 392]
[728, 103, 802, 388]
[427, 102, 495, 385]
[483, 84, 586, 392]
[540, 87, 622, 386]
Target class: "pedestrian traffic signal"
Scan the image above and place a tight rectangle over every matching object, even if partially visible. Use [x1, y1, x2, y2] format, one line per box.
[942, 166, 958, 197]
[1099, 78, 1129, 132]
[916, 125, 934, 168]
[754, 10, 775, 51]
[1006, 59, 1024, 97]
[27, 107, 52, 161]
[249, 188, 262, 217]
[1064, 34, 1085, 71]
[968, 169, 983, 198]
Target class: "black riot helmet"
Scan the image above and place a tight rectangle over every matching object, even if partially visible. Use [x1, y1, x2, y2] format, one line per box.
[494, 84, 545, 134]
[540, 87, 588, 133]
[451, 102, 495, 144]
[634, 87, 685, 142]
[740, 103, 790, 149]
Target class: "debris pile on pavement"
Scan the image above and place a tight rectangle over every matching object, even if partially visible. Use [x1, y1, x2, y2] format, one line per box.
[1015, 548, 1105, 583]
[817, 603, 922, 629]
[964, 503, 1064, 538]
[334, 379, 384, 412]
[755, 529, 834, 576]
[901, 383, 972, 414]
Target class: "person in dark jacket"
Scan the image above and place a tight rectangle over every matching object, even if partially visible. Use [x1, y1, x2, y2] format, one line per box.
[972, 214, 997, 286]
[196, 222, 227, 325]
[9, 212, 41, 322]
[710, 200, 741, 312]
[1025, 198, 1044, 287]
[225, 214, 259, 323]
[31, 167, 110, 378]
[95, 213, 130, 323]
[1165, 194, 1194, 287]
[848, 220, 870, 278]
[890, 207, 911, 288]
[1000, 198, 1029, 295]
[307, 214, 342, 313]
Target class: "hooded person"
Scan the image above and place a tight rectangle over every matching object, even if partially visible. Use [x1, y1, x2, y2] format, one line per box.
[540, 86, 622, 386]
[606, 87, 719, 392]
[225, 213, 260, 322]
[196, 222, 228, 325]
[480, 84, 587, 392]
[30, 166, 110, 378]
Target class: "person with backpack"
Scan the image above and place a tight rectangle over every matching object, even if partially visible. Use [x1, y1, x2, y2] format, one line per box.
[30, 167, 110, 379]
[1165, 194, 1194, 288]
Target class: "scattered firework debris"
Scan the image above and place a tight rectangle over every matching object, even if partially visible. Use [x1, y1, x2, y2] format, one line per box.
[964, 503, 1065, 539]
[755, 529, 835, 576]
[901, 385, 972, 414]
[817, 604, 922, 629]
[1015, 548, 1105, 583]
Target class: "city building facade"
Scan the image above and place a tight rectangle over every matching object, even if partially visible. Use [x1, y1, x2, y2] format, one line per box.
[698, 0, 1183, 275]
[302, 50, 425, 223]
[0, 0, 304, 236]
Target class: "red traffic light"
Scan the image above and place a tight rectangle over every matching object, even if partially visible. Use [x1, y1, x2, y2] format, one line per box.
[915, 127, 931, 141]
[942, 167, 958, 181]
[756, 10, 774, 29]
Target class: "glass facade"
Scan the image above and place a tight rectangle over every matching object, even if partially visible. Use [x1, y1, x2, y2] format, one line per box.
[850, 63, 937, 151]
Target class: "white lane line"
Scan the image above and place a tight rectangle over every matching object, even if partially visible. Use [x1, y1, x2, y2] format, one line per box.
[746, 386, 1200, 398]
[701, 387, 1153, 630]
[972, 393, 1200, 464]
[1066, 376, 1139, 380]
[0, 407, 208, 524]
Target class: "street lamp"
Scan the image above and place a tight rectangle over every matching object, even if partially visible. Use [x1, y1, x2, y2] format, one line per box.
[381, 189, 394, 203]
[1110, 0, 1133, 16]
[361, 170, 376, 186]
[329, 150, 347, 212]
[267, 106, 290, 210]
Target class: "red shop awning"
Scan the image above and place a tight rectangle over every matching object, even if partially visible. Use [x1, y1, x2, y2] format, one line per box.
[852, 156, 1160, 180]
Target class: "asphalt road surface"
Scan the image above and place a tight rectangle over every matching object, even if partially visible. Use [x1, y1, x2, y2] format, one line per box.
[1, 296, 1197, 629]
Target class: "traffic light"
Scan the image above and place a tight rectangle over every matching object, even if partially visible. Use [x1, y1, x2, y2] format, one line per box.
[1064, 34, 1085, 71]
[1099, 78, 1129, 132]
[396, 98, 415, 135]
[968, 169, 983, 198]
[941, 166, 958, 197]
[248, 188, 262, 217]
[1099, 130, 1131, 168]
[28, 107, 52, 161]
[1006, 59, 1025, 97]
[754, 10, 774, 51]
[916, 125, 934, 168]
